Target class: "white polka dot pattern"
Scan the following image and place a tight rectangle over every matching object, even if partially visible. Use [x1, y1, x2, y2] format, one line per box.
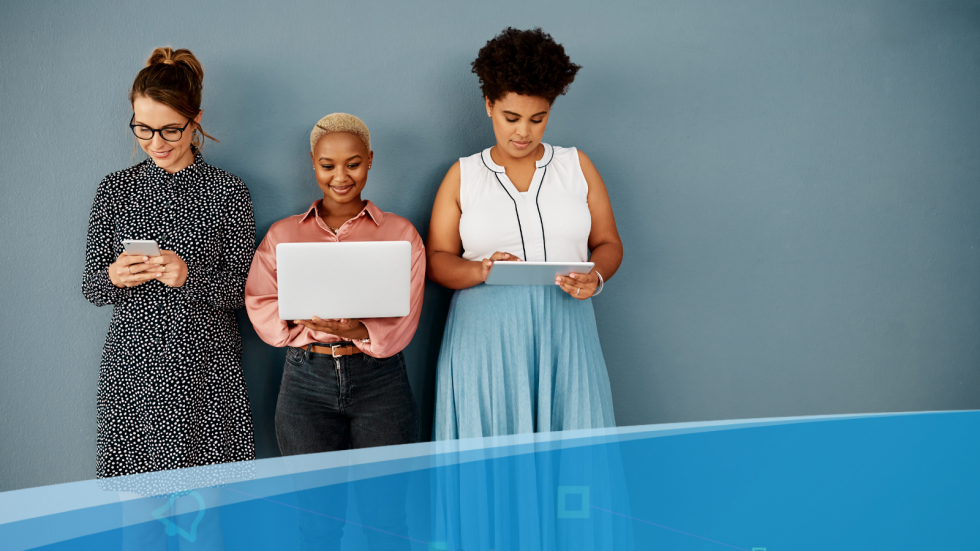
[82, 152, 256, 478]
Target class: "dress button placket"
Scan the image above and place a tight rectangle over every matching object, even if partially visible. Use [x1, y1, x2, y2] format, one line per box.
[161, 194, 171, 246]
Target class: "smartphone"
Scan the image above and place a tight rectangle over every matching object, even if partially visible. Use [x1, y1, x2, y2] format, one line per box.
[122, 239, 161, 257]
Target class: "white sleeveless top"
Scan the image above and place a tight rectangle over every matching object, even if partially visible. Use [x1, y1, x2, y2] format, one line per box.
[459, 143, 592, 263]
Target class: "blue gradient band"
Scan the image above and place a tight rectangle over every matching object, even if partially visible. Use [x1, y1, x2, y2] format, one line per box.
[1, 411, 977, 550]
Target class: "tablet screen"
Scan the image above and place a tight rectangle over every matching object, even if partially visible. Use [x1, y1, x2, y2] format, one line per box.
[485, 261, 594, 286]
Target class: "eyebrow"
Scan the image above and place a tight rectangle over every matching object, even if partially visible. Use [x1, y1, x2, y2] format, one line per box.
[318, 155, 363, 161]
[503, 110, 548, 118]
[132, 119, 185, 128]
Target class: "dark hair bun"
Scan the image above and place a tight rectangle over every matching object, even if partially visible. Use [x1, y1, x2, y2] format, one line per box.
[145, 47, 204, 84]
[472, 27, 581, 104]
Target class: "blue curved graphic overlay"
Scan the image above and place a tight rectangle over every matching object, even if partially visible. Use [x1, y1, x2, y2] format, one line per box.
[1, 411, 977, 550]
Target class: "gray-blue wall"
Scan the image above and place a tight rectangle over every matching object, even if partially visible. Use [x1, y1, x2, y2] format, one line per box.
[1, 0, 978, 492]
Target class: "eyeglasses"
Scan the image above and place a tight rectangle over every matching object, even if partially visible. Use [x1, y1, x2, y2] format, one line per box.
[129, 114, 192, 142]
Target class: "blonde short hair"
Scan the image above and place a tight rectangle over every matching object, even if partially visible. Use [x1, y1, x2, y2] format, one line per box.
[310, 113, 371, 153]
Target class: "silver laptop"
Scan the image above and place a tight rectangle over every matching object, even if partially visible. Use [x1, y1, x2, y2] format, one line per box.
[276, 241, 411, 320]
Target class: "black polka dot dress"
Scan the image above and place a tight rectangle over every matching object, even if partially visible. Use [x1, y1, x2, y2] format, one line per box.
[82, 152, 256, 478]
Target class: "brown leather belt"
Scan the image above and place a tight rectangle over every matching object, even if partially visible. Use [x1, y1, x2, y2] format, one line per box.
[308, 342, 362, 357]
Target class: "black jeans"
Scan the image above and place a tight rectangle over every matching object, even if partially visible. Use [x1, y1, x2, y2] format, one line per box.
[276, 344, 419, 550]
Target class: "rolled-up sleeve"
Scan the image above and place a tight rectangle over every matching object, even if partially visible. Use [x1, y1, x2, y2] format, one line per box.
[357, 230, 426, 358]
[245, 222, 344, 348]
[245, 229, 296, 347]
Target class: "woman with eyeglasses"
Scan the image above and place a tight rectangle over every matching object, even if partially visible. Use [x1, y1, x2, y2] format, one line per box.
[82, 47, 256, 479]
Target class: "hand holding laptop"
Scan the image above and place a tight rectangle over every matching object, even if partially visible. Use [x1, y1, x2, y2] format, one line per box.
[294, 316, 369, 341]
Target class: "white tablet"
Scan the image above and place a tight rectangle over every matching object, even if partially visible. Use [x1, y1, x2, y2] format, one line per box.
[276, 241, 411, 320]
[485, 261, 595, 286]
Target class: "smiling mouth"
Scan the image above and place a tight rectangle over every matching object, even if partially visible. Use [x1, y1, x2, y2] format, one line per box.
[331, 184, 354, 195]
[150, 149, 173, 158]
[512, 140, 531, 149]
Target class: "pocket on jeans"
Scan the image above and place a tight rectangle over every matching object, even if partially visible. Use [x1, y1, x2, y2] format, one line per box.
[284, 346, 306, 366]
[365, 351, 403, 368]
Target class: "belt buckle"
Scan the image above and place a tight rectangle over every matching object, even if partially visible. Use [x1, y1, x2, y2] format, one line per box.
[329, 343, 347, 358]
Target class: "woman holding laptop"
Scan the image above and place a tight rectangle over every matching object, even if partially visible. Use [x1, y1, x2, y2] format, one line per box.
[245, 113, 424, 454]
[427, 28, 624, 439]
[245, 113, 423, 549]
[245, 113, 425, 455]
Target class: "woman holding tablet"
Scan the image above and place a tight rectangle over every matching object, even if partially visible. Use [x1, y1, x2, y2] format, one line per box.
[427, 28, 624, 439]
[82, 47, 256, 478]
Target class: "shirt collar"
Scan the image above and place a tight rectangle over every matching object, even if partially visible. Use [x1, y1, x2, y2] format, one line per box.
[481, 142, 554, 173]
[142, 150, 204, 180]
[299, 199, 384, 226]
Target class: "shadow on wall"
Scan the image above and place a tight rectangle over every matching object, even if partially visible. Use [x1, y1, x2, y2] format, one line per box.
[406, 56, 505, 442]
[209, 56, 320, 237]
[215, 59, 315, 461]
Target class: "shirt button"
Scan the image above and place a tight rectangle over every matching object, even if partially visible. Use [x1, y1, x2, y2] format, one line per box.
[154, 337, 161, 344]
[156, 303, 163, 311]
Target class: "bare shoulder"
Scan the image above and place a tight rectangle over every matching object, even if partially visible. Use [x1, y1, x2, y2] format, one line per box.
[576, 149, 599, 175]
[576, 149, 608, 193]
[434, 160, 462, 208]
[442, 160, 461, 188]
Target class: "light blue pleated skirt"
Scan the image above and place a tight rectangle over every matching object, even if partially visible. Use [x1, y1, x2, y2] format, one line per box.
[433, 284, 616, 440]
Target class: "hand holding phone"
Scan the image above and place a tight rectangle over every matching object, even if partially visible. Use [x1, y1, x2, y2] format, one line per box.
[122, 239, 161, 257]
[145, 250, 189, 288]
[108, 249, 159, 289]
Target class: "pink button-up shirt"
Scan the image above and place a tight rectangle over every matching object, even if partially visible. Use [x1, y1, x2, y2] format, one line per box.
[245, 200, 425, 358]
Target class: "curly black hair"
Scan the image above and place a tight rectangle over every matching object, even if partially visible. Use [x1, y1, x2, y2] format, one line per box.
[472, 27, 581, 104]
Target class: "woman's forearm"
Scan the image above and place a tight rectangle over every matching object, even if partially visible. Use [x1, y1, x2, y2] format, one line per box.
[589, 241, 623, 282]
[427, 251, 485, 290]
[345, 323, 371, 341]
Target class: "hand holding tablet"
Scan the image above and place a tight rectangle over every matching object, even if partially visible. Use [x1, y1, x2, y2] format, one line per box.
[554, 269, 601, 300]
[485, 259, 595, 286]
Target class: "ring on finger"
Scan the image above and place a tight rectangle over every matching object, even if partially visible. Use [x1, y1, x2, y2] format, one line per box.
[576, 287, 581, 296]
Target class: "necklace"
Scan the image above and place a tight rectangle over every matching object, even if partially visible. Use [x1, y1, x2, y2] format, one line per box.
[317, 206, 342, 233]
